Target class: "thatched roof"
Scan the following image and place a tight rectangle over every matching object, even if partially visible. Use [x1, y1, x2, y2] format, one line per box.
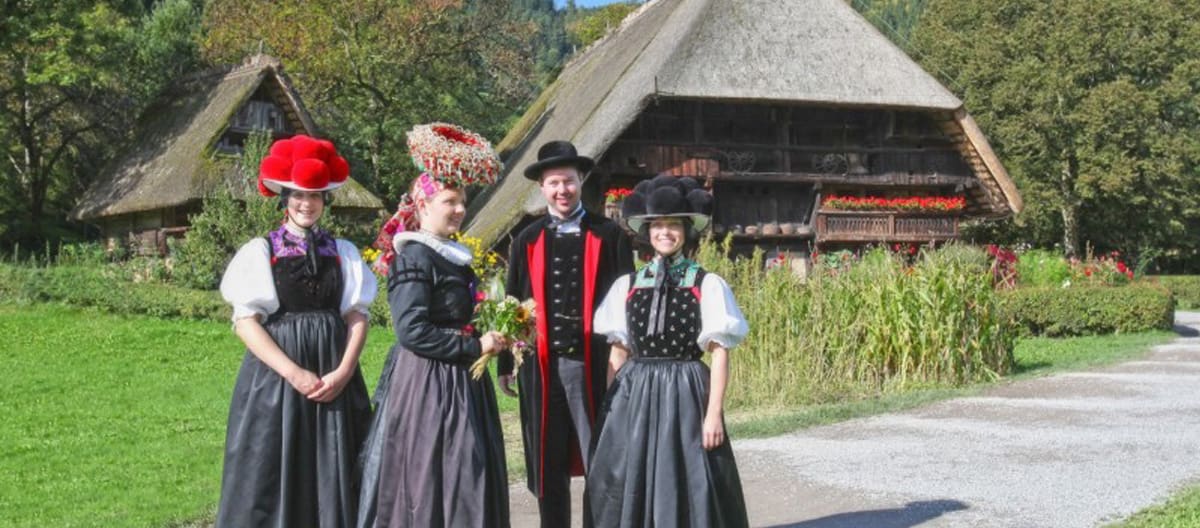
[465, 0, 1022, 247]
[72, 55, 382, 221]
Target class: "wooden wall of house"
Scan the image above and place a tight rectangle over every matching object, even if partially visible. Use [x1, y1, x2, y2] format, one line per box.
[593, 98, 976, 255]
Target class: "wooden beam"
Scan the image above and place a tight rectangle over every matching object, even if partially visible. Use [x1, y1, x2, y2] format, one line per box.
[610, 139, 958, 154]
[709, 171, 975, 187]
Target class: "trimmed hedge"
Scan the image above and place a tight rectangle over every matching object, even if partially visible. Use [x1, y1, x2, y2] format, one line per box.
[0, 264, 228, 321]
[1153, 276, 1200, 310]
[0, 263, 393, 328]
[1000, 283, 1175, 337]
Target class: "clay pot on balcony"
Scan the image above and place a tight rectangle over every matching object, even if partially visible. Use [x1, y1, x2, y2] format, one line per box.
[780, 222, 797, 235]
[762, 222, 780, 236]
[744, 224, 760, 236]
[604, 202, 621, 220]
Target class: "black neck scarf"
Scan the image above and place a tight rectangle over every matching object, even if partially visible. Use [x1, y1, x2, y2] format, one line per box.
[646, 253, 689, 336]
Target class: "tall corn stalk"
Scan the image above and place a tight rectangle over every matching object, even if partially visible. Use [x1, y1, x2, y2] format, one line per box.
[695, 237, 1015, 410]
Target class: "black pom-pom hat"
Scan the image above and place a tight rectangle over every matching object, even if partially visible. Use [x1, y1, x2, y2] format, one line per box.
[620, 174, 713, 236]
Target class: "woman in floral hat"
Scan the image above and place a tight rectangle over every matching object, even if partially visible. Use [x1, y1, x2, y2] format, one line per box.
[216, 135, 376, 528]
[588, 174, 751, 527]
[356, 123, 510, 528]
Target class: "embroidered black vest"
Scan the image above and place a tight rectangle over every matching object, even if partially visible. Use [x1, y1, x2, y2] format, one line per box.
[626, 260, 706, 360]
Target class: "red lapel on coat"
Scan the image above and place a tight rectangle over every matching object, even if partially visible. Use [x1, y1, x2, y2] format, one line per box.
[581, 231, 603, 422]
[527, 230, 550, 496]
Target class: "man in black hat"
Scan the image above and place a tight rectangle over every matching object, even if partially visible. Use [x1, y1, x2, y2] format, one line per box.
[499, 140, 634, 527]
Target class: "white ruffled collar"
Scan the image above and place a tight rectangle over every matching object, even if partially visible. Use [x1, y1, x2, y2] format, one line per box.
[392, 231, 473, 267]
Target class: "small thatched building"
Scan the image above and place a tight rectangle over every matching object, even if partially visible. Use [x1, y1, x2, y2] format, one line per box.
[466, 0, 1021, 258]
[72, 54, 383, 254]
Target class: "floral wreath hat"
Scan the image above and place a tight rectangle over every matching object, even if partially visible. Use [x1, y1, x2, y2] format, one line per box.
[371, 123, 502, 273]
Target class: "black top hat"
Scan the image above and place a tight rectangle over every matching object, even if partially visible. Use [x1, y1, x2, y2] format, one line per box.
[523, 140, 595, 180]
[621, 175, 713, 236]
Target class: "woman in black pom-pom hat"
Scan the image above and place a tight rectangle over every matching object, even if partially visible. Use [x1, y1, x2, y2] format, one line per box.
[588, 175, 750, 527]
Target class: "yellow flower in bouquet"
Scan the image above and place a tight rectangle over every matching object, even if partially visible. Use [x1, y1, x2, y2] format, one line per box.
[469, 276, 537, 380]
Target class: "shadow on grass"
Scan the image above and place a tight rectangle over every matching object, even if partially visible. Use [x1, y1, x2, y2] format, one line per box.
[764, 499, 969, 528]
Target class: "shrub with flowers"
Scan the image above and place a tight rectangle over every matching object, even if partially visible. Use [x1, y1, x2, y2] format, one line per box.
[604, 187, 633, 204]
[451, 232, 503, 281]
[822, 195, 966, 213]
[986, 244, 1018, 289]
[1068, 251, 1135, 286]
[1015, 248, 1136, 288]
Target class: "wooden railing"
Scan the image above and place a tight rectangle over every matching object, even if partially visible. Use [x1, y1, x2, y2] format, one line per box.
[815, 210, 958, 243]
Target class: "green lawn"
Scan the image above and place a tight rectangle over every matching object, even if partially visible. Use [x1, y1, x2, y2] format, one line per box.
[0, 303, 1179, 527]
[0, 303, 513, 528]
[1110, 483, 1200, 527]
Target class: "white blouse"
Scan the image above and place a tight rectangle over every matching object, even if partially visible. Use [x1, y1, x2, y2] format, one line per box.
[219, 238, 378, 323]
[593, 272, 749, 353]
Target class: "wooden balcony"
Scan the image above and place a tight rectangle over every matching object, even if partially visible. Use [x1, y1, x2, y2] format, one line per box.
[815, 210, 959, 243]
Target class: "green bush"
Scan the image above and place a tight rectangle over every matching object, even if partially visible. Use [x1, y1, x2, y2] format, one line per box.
[0, 263, 229, 322]
[1000, 283, 1175, 337]
[0, 261, 396, 330]
[1153, 276, 1200, 310]
[1016, 249, 1072, 287]
[171, 129, 281, 290]
[696, 239, 1015, 409]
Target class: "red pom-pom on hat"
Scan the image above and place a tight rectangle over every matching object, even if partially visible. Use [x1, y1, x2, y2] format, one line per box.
[269, 138, 294, 159]
[291, 158, 331, 190]
[329, 155, 350, 183]
[290, 135, 325, 162]
[259, 134, 349, 192]
[315, 139, 336, 162]
[257, 178, 277, 197]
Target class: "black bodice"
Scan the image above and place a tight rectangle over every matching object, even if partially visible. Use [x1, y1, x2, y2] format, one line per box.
[387, 240, 483, 365]
[627, 269, 706, 360]
[271, 254, 343, 314]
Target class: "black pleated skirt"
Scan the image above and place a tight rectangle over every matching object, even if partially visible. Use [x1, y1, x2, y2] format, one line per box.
[587, 358, 749, 528]
[367, 347, 509, 528]
[216, 310, 372, 528]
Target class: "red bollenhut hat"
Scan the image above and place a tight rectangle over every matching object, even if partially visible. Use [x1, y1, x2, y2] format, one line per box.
[257, 134, 351, 196]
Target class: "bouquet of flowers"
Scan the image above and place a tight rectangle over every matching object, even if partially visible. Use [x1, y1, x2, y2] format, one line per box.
[469, 275, 537, 380]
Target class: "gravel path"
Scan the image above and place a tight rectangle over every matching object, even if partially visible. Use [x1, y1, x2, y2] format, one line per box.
[736, 312, 1200, 527]
[509, 313, 1200, 527]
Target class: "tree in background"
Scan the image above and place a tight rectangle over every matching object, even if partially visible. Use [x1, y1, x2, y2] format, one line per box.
[911, 0, 1200, 269]
[566, 2, 639, 49]
[849, 0, 926, 50]
[512, 0, 571, 84]
[201, 0, 537, 202]
[0, 0, 201, 250]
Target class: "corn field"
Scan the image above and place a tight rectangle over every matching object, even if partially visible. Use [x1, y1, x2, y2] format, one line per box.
[695, 238, 1015, 410]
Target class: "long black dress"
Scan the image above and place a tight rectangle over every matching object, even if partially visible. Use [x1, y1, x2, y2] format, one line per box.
[216, 226, 374, 528]
[588, 257, 750, 527]
[358, 233, 509, 528]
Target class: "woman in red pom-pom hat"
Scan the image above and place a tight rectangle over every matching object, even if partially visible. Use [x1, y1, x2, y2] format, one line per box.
[215, 134, 374, 528]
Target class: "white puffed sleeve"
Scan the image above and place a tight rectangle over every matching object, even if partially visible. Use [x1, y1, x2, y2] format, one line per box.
[593, 274, 631, 347]
[337, 239, 377, 317]
[697, 273, 749, 352]
[219, 238, 278, 323]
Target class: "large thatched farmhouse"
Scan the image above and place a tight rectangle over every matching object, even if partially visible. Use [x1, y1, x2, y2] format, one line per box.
[465, 0, 1021, 258]
[72, 55, 382, 254]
